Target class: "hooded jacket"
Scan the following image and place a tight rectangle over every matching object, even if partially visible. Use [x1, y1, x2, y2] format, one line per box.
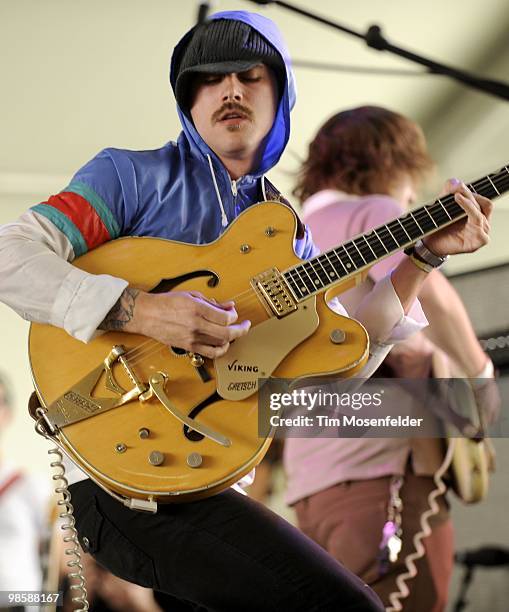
[28, 11, 315, 259]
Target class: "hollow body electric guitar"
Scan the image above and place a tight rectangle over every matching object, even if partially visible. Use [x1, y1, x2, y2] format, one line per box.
[30, 165, 509, 511]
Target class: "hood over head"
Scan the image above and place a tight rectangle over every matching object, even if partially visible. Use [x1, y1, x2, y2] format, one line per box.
[170, 10, 296, 177]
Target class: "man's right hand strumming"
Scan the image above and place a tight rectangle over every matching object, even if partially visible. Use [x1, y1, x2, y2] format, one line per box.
[99, 288, 251, 359]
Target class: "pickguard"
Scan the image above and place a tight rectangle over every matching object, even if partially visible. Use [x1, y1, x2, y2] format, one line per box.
[214, 297, 319, 400]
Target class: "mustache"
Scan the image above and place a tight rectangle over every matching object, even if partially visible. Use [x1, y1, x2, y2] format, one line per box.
[212, 102, 254, 124]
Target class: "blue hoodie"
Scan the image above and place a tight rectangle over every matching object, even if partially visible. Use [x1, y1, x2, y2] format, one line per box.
[31, 10, 316, 260]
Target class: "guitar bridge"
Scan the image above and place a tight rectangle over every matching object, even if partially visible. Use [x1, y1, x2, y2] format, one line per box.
[251, 267, 297, 318]
[44, 345, 148, 428]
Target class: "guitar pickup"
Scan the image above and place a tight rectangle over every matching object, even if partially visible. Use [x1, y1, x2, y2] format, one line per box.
[251, 267, 297, 318]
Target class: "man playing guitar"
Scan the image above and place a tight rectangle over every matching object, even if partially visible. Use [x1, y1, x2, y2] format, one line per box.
[0, 10, 492, 611]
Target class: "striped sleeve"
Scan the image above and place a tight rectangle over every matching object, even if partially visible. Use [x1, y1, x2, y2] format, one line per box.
[30, 150, 128, 256]
[0, 210, 128, 342]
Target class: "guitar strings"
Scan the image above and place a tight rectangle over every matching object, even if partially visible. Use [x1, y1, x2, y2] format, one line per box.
[126, 288, 265, 367]
[124, 285, 264, 366]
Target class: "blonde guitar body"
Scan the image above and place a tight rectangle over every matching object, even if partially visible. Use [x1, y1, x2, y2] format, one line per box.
[447, 437, 493, 504]
[30, 203, 369, 506]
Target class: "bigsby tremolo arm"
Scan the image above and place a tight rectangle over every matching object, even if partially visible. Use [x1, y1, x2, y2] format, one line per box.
[42, 346, 230, 448]
[43, 345, 148, 428]
[147, 372, 231, 447]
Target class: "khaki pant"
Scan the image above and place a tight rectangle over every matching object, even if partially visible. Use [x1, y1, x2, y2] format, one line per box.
[294, 473, 454, 612]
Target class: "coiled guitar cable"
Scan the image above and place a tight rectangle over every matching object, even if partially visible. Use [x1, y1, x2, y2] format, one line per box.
[385, 440, 455, 612]
[35, 407, 89, 611]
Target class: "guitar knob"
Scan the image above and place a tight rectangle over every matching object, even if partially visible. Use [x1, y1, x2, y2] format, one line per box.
[187, 452, 203, 468]
[330, 329, 346, 344]
[148, 451, 164, 466]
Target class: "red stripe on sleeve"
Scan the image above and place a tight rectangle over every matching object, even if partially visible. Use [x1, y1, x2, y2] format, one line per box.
[46, 192, 111, 250]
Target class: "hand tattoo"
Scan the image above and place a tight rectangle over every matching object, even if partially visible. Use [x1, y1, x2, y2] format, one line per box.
[99, 287, 140, 331]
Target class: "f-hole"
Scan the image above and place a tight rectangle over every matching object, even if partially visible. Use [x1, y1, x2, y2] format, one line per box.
[149, 269, 219, 294]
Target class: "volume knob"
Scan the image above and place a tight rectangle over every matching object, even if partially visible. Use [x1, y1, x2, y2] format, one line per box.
[148, 451, 164, 466]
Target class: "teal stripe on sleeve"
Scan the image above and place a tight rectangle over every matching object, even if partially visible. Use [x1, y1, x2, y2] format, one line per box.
[64, 181, 121, 239]
[31, 203, 88, 257]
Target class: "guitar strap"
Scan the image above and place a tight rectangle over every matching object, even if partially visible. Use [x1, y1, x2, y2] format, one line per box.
[259, 177, 306, 240]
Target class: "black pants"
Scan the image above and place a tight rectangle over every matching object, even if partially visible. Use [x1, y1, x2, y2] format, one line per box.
[70, 479, 383, 611]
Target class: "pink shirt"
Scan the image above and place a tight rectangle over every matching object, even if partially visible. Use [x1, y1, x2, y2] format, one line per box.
[284, 190, 440, 506]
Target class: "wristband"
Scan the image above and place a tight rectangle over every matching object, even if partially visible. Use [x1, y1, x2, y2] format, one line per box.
[404, 239, 449, 270]
[408, 253, 434, 274]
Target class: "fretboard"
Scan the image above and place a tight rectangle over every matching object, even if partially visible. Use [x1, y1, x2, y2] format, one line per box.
[284, 164, 509, 301]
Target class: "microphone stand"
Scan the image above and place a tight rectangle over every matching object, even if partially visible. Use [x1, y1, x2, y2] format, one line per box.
[246, 0, 509, 101]
[453, 566, 474, 612]
[196, 2, 211, 25]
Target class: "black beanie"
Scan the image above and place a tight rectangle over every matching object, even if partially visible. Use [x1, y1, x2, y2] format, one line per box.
[174, 19, 286, 110]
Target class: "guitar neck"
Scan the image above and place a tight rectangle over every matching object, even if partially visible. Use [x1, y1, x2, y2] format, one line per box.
[284, 163, 509, 301]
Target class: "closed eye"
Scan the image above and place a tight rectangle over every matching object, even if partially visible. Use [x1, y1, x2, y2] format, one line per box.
[201, 75, 223, 85]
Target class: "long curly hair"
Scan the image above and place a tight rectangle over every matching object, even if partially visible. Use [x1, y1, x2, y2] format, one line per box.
[294, 106, 434, 203]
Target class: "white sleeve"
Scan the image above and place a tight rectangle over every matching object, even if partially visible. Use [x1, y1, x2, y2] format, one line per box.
[0, 210, 127, 342]
[354, 274, 428, 345]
